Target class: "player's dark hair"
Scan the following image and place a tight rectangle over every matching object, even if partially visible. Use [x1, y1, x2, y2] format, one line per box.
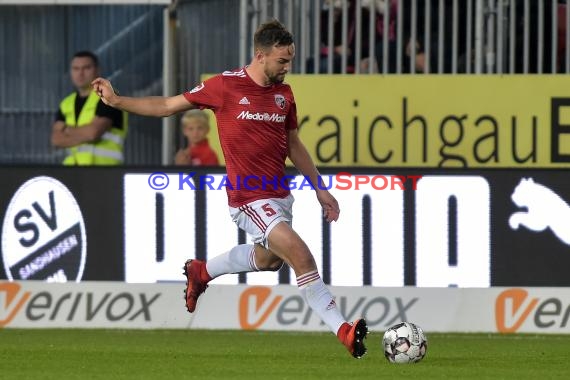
[72, 51, 99, 67]
[254, 19, 294, 52]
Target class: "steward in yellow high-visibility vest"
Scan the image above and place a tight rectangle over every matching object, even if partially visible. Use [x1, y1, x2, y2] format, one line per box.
[51, 51, 128, 166]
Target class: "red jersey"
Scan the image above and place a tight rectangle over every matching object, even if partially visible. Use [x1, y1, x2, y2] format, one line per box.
[187, 138, 219, 166]
[183, 67, 298, 207]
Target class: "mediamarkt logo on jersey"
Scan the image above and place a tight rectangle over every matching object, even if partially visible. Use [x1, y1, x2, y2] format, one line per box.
[236, 110, 286, 123]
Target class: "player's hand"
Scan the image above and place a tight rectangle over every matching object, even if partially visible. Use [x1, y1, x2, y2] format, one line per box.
[91, 77, 118, 107]
[316, 189, 340, 223]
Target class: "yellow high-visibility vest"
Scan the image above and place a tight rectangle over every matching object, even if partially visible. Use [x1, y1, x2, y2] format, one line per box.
[59, 91, 128, 165]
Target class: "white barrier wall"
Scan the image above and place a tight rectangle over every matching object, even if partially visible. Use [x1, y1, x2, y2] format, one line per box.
[1, 281, 569, 334]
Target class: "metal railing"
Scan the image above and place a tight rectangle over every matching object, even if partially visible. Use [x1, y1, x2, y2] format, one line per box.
[237, 0, 569, 74]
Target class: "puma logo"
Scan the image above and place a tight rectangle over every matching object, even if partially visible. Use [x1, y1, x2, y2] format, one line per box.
[509, 178, 570, 245]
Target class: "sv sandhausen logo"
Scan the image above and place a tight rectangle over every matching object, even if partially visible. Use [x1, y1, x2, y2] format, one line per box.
[1, 176, 87, 282]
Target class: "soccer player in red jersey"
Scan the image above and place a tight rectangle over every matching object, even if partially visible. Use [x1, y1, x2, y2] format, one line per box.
[92, 19, 368, 358]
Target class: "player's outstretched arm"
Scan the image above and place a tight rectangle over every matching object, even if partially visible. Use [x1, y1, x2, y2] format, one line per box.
[288, 129, 340, 223]
[92, 77, 194, 117]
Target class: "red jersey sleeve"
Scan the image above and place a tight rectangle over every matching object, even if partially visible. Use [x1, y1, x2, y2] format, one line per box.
[183, 75, 223, 111]
[286, 96, 298, 130]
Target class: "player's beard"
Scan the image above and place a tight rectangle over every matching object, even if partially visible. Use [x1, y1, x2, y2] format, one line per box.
[265, 68, 285, 84]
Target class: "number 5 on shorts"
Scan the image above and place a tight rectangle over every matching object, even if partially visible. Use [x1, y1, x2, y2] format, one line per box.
[262, 203, 276, 216]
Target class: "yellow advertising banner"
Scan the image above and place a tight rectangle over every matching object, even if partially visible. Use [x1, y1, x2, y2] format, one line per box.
[205, 75, 570, 168]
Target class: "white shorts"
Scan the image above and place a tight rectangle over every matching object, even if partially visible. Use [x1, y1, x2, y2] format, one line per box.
[229, 194, 294, 249]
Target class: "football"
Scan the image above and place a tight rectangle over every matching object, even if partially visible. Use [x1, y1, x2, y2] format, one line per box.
[382, 322, 428, 364]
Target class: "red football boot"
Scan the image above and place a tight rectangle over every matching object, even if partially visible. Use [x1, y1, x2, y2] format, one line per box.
[183, 259, 209, 313]
[337, 318, 369, 358]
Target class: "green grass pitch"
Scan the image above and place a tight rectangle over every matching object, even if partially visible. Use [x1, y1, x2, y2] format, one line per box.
[0, 329, 569, 379]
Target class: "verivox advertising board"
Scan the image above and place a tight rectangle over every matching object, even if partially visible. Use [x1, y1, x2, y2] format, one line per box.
[205, 76, 570, 168]
[2, 281, 569, 334]
[2, 168, 570, 286]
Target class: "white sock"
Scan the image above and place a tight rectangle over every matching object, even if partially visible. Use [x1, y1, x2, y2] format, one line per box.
[206, 244, 258, 279]
[297, 271, 346, 334]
